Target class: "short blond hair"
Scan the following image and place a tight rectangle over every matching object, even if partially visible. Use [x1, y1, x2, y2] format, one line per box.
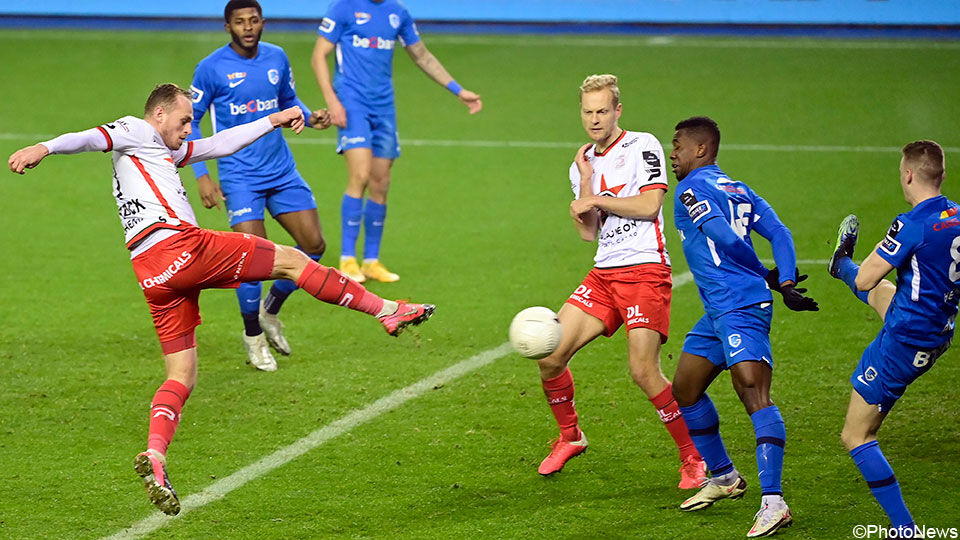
[144, 83, 191, 116]
[579, 74, 620, 106]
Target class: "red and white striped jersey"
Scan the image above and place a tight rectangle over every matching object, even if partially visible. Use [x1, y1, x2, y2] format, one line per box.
[569, 130, 670, 268]
[98, 116, 198, 257]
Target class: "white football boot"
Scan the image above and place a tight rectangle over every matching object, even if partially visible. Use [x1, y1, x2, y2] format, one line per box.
[242, 333, 278, 371]
[259, 307, 291, 356]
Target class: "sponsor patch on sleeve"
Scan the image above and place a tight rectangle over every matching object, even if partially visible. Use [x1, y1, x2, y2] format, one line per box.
[680, 189, 711, 222]
[319, 17, 336, 34]
[190, 85, 204, 104]
[879, 218, 904, 256]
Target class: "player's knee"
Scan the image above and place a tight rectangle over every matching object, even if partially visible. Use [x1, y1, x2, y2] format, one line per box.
[301, 236, 326, 258]
[629, 359, 665, 391]
[671, 379, 698, 408]
[537, 351, 571, 378]
[272, 244, 311, 281]
[840, 425, 868, 451]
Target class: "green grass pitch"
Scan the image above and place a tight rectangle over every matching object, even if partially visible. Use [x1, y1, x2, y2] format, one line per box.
[0, 29, 958, 539]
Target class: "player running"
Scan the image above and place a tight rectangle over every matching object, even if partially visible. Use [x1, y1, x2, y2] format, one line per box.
[533, 74, 707, 488]
[828, 141, 957, 535]
[668, 116, 817, 537]
[189, 0, 332, 371]
[7, 83, 435, 516]
[311, 0, 482, 284]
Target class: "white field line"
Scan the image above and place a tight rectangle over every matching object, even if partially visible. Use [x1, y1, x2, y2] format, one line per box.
[103, 271, 695, 539]
[0, 30, 957, 50]
[2, 133, 956, 154]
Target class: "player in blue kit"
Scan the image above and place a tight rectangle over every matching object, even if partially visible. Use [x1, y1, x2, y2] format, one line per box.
[828, 140, 958, 535]
[668, 117, 818, 538]
[311, 0, 482, 284]
[189, 0, 333, 371]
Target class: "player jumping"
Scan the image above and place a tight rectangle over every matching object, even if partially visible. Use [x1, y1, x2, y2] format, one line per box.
[7, 83, 435, 516]
[828, 140, 958, 535]
[669, 116, 818, 537]
[533, 74, 707, 489]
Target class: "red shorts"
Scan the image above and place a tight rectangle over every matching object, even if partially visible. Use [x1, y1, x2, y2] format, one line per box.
[565, 263, 672, 341]
[130, 227, 275, 353]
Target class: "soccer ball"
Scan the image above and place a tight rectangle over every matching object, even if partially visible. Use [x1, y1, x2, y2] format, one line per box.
[509, 306, 563, 359]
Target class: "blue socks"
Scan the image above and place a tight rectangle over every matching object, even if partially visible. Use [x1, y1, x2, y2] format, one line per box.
[750, 405, 786, 496]
[237, 282, 262, 336]
[341, 194, 363, 258]
[680, 394, 734, 477]
[851, 441, 914, 529]
[363, 199, 387, 261]
[836, 257, 870, 305]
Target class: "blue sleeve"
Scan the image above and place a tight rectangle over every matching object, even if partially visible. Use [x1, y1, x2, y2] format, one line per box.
[751, 195, 797, 284]
[700, 215, 769, 277]
[188, 63, 215, 177]
[277, 53, 311, 120]
[398, 6, 421, 47]
[876, 214, 922, 268]
[318, 0, 349, 43]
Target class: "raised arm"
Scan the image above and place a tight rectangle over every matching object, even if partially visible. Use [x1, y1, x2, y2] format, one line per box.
[569, 143, 600, 241]
[8, 128, 108, 174]
[405, 41, 482, 114]
[180, 107, 305, 167]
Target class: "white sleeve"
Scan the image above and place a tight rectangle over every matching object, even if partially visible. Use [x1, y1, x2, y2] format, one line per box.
[175, 116, 274, 167]
[636, 134, 667, 190]
[569, 161, 580, 199]
[40, 128, 110, 154]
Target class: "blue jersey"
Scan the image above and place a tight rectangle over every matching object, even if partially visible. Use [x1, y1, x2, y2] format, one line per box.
[188, 42, 310, 190]
[318, 0, 421, 109]
[876, 195, 960, 350]
[675, 165, 795, 318]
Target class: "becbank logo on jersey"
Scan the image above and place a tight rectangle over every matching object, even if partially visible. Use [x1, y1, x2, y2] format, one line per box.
[229, 97, 279, 115]
[353, 34, 396, 50]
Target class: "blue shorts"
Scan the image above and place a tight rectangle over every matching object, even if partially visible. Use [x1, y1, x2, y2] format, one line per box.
[335, 97, 400, 159]
[851, 327, 949, 413]
[223, 171, 317, 227]
[682, 302, 774, 369]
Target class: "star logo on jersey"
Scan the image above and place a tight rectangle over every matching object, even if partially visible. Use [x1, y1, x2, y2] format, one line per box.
[597, 174, 625, 197]
[355, 12, 371, 24]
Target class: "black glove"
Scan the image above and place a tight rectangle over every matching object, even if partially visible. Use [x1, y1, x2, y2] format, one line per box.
[765, 266, 819, 311]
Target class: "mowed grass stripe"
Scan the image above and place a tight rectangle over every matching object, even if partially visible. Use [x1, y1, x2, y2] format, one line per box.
[104, 271, 694, 540]
[2, 133, 957, 153]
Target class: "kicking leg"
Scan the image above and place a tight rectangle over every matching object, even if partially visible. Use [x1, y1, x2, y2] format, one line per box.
[535, 303, 605, 475]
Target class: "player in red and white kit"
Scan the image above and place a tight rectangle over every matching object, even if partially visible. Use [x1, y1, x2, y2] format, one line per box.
[533, 74, 707, 487]
[7, 83, 434, 516]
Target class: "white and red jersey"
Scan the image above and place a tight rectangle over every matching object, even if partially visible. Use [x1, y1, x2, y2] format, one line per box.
[569, 130, 670, 268]
[96, 116, 199, 257]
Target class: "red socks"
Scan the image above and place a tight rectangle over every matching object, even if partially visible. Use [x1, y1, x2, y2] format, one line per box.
[296, 262, 384, 316]
[147, 379, 191, 456]
[542, 368, 581, 441]
[650, 383, 699, 461]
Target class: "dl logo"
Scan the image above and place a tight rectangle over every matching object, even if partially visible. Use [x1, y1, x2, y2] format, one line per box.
[728, 334, 742, 348]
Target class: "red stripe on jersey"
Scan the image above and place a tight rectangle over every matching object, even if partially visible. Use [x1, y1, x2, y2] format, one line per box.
[640, 183, 669, 194]
[593, 130, 627, 157]
[176, 141, 193, 168]
[654, 216, 667, 265]
[129, 156, 180, 221]
[96, 126, 113, 152]
[124, 222, 189, 249]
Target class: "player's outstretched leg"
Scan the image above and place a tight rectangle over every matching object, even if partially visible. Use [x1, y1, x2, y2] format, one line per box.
[136, 378, 190, 515]
[746, 405, 793, 537]
[291, 257, 433, 337]
[538, 367, 588, 475]
[827, 214, 870, 304]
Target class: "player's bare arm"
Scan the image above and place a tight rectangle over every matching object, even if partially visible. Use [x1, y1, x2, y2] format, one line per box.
[8, 143, 50, 174]
[570, 143, 600, 239]
[268, 107, 305, 133]
[588, 189, 666, 221]
[307, 108, 332, 130]
[405, 41, 482, 114]
[310, 36, 346, 128]
[855, 243, 896, 291]
[196, 174, 225, 210]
